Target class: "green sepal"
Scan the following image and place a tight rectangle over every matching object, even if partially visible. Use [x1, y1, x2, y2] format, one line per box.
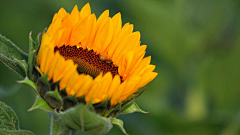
[128, 87, 146, 100]
[28, 32, 35, 80]
[111, 118, 128, 135]
[95, 97, 110, 108]
[36, 72, 50, 97]
[120, 98, 135, 114]
[112, 100, 122, 112]
[63, 95, 78, 110]
[35, 33, 41, 50]
[0, 129, 34, 135]
[0, 34, 28, 78]
[17, 77, 39, 95]
[12, 56, 28, 77]
[35, 66, 43, 76]
[28, 96, 53, 112]
[121, 102, 148, 114]
[0, 101, 19, 130]
[45, 88, 63, 110]
[52, 103, 113, 134]
[103, 101, 122, 117]
[94, 97, 110, 115]
[86, 100, 95, 112]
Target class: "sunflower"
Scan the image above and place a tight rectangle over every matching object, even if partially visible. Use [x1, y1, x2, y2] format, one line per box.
[37, 3, 157, 106]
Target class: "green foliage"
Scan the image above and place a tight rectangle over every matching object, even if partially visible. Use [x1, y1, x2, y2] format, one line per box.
[0, 34, 28, 78]
[0, 101, 19, 130]
[52, 104, 113, 134]
[0, 101, 34, 135]
[0, 129, 34, 135]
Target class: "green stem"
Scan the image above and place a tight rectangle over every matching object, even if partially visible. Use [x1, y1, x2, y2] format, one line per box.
[50, 114, 73, 135]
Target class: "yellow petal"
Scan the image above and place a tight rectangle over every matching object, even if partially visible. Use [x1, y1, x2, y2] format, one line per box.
[138, 72, 158, 88]
[43, 47, 55, 74]
[70, 17, 88, 46]
[96, 72, 112, 102]
[81, 14, 96, 49]
[143, 65, 156, 74]
[118, 51, 134, 77]
[80, 3, 91, 19]
[39, 46, 48, 73]
[85, 73, 103, 103]
[57, 28, 71, 47]
[108, 75, 121, 98]
[96, 10, 109, 30]
[66, 71, 79, 95]
[59, 67, 78, 90]
[76, 75, 93, 97]
[85, 14, 97, 48]
[112, 32, 140, 63]
[71, 5, 80, 26]
[93, 18, 113, 53]
[52, 55, 66, 82]
[107, 23, 133, 59]
[111, 81, 127, 105]
[121, 75, 141, 100]
[47, 52, 60, 80]
[112, 12, 122, 39]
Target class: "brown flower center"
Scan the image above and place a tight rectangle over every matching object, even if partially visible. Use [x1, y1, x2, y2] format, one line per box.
[54, 45, 119, 79]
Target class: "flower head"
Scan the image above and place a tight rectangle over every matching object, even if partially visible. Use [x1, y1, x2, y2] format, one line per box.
[37, 3, 157, 106]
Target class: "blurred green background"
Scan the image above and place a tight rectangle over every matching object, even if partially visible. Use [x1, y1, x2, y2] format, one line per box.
[1, 0, 240, 135]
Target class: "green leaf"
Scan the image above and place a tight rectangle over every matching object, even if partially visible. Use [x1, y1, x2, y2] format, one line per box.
[111, 118, 128, 135]
[0, 129, 34, 135]
[50, 114, 71, 135]
[52, 103, 113, 134]
[45, 88, 63, 110]
[0, 34, 28, 77]
[0, 33, 28, 61]
[17, 77, 38, 95]
[28, 96, 53, 112]
[0, 54, 26, 77]
[121, 102, 148, 114]
[12, 57, 28, 77]
[0, 101, 19, 130]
